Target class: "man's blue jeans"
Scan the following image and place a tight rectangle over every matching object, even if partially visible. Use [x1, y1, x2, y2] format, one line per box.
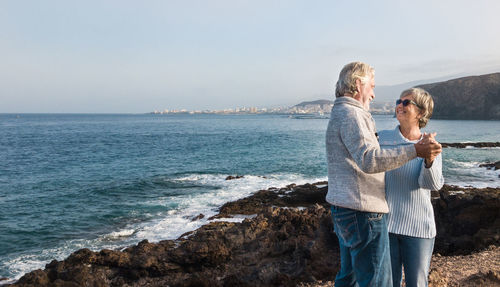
[331, 206, 392, 287]
[389, 233, 434, 287]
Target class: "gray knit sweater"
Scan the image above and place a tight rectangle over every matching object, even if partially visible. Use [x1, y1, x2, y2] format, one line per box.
[325, 97, 417, 213]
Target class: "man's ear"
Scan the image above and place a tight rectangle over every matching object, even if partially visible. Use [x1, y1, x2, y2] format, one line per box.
[355, 79, 362, 93]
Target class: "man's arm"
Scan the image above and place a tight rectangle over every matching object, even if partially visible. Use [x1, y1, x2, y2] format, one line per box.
[340, 116, 417, 174]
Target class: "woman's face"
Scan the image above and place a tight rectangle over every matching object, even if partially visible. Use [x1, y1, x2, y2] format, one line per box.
[396, 95, 421, 127]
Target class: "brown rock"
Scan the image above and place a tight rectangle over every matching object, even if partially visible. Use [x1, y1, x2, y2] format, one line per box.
[441, 142, 500, 148]
[191, 213, 205, 221]
[225, 175, 244, 180]
[479, 160, 500, 170]
[14, 270, 50, 287]
[433, 185, 500, 255]
[461, 270, 500, 286]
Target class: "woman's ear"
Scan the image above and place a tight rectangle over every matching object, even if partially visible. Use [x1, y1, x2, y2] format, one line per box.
[417, 110, 424, 119]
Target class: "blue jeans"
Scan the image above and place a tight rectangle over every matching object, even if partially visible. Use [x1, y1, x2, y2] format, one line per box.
[331, 206, 392, 287]
[389, 233, 435, 287]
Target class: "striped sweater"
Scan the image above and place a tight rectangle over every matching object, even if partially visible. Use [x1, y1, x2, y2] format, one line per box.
[379, 126, 444, 238]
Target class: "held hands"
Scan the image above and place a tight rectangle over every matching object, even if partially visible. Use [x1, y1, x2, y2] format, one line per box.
[414, 132, 442, 167]
[419, 132, 437, 145]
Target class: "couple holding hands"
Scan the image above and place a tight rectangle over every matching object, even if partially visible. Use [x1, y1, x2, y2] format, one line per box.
[326, 62, 444, 287]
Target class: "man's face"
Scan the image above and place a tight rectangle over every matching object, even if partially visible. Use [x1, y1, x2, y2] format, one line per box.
[354, 76, 375, 110]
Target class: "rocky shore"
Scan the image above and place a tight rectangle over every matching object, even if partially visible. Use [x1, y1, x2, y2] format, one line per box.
[441, 142, 500, 148]
[8, 182, 500, 287]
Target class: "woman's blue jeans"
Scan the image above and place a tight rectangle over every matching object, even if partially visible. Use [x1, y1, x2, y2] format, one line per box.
[331, 206, 392, 287]
[389, 233, 435, 287]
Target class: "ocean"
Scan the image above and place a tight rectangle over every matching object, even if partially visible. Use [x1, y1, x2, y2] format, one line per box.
[0, 113, 499, 281]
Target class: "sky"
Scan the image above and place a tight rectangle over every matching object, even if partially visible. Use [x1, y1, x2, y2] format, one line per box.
[1, 0, 500, 113]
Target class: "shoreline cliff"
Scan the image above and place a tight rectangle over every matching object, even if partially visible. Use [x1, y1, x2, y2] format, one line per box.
[6, 182, 500, 287]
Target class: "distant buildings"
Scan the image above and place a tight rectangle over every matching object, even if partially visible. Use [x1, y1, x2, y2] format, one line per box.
[151, 100, 392, 115]
[369, 102, 394, 115]
[151, 106, 285, 115]
[288, 103, 333, 114]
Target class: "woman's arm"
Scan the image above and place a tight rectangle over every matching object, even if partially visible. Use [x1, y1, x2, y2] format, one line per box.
[418, 153, 444, 190]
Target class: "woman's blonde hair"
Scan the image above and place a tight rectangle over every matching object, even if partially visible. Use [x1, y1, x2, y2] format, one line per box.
[400, 87, 434, 128]
[335, 62, 375, 98]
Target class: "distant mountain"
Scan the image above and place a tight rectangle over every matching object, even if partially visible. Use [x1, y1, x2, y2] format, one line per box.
[294, 99, 333, 107]
[373, 74, 468, 103]
[295, 72, 500, 119]
[417, 73, 500, 120]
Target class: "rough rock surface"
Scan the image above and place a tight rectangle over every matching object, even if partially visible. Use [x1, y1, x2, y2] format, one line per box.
[479, 160, 500, 171]
[225, 175, 244, 180]
[299, 246, 500, 287]
[441, 142, 500, 148]
[428, 245, 500, 287]
[9, 183, 500, 286]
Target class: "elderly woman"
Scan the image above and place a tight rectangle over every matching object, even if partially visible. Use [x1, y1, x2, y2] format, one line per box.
[378, 88, 444, 287]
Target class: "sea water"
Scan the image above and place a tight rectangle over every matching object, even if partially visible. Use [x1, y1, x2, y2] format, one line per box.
[0, 113, 499, 281]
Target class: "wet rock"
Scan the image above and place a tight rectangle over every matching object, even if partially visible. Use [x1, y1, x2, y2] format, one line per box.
[479, 160, 500, 170]
[225, 175, 244, 180]
[441, 142, 500, 148]
[191, 213, 205, 221]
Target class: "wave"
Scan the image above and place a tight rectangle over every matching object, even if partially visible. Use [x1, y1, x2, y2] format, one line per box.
[444, 159, 500, 188]
[1, 172, 326, 281]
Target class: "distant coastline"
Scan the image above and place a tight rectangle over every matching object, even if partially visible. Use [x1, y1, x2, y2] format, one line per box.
[149, 99, 393, 116]
[150, 72, 500, 119]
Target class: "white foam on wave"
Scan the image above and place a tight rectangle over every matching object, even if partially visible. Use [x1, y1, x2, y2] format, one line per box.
[448, 190, 466, 195]
[131, 173, 326, 242]
[104, 229, 136, 240]
[112, 173, 324, 243]
[444, 159, 500, 188]
[461, 146, 500, 150]
[209, 214, 258, 223]
[2, 172, 326, 281]
[445, 159, 481, 168]
[446, 180, 499, 189]
[0, 236, 103, 282]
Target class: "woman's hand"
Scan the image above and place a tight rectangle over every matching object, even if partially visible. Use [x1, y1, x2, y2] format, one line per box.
[419, 132, 437, 144]
[418, 132, 440, 167]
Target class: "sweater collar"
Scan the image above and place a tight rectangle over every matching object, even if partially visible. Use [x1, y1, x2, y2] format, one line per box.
[334, 96, 368, 111]
[395, 125, 422, 143]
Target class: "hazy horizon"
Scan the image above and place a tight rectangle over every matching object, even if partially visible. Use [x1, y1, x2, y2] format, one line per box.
[2, 1, 500, 113]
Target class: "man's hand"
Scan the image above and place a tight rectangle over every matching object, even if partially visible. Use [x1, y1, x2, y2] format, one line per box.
[414, 132, 442, 165]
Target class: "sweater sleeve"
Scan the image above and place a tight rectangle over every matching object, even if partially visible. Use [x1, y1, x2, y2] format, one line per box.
[340, 114, 417, 174]
[418, 153, 444, 191]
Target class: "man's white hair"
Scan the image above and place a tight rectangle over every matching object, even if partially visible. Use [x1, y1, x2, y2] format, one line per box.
[335, 62, 375, 98]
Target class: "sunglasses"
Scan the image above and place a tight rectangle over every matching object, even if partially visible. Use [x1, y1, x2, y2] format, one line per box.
[396, 99, 421, 108]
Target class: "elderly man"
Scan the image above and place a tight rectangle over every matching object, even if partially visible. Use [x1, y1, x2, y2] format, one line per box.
[326, 62, 442, 287]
